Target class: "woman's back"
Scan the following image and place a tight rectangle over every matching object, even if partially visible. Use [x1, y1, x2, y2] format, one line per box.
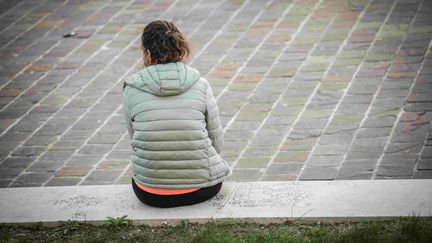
[123, 20, 231, 207]
[123, 61, 231, 189]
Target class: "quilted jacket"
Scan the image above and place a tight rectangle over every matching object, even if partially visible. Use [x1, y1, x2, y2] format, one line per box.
[122, 61, 232, 189]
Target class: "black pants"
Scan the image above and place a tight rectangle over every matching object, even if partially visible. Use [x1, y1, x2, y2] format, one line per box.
[131, 178, 222, 208]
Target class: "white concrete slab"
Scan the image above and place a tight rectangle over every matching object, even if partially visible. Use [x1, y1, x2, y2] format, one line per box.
[0, 180, 431, 226]
[0, 183, 237, 226]
[216, 180, 432, 223]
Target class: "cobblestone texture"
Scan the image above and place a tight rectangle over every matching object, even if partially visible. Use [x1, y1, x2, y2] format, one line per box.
[0, 0, 431, 187]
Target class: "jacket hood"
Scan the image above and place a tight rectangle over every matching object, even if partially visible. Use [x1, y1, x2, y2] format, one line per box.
[124, 62, 200, 96]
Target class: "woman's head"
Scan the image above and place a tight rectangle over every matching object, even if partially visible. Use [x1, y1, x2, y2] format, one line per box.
[141, 20, 190, 66]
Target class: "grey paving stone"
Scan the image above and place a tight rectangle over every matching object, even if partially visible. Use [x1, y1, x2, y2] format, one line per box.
[335, 171, 373, 180]
[350, 137, 388, 152]
[45, 177, 82, 187]
[376, 166, 415, 177]
[24, 135, 57, 146]
[0, 157, 34, 168]
[313, 144, 350, 156]
[80, 170, 123, 185]
[357, 127, 392, 138]
[346, 151, 382, 160]
[106, 150, 132, 160]
[27, 161, 65, 172]
[379, 153, 418, 167]
[38, 151, 74, 163]
[307, 155, 343, 167]
[226, 169, 262, 182]
[362, 116, 397, 128]
[11, 146, 46, 157]
[412, 170, 432, 179]
[0, 180, 12, 188]
[298, 166, 338, 180]
[391, 122, 429, 142]
[338, 159, 377, 173]
[319, 133, 354, 145]
[66, 154, 103, 166]
[385, 141, 423, 154]
[78, 144, 114, 155]
[88, 133, 123, 144]
[417, 158, 432, 170]
[420, 146, 432, 158]
[325, 122, 359, 134]
[0, 168, 25, 179]
[266, 163, 303, 174]
[12, 171, 55, 185]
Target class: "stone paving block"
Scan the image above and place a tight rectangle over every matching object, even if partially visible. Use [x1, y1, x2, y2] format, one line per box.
[26, 161, 65, 172]
[77, 144, 114, 155]
[307, 155, 343, 167]
[226, 169, 262, 182]
[45, 177, 82, 187]
[0, 157, 34, 168]
[298, 166, 338, 180]
[236, 157, 271, 168]
[80, 169, 124, 185]
[0, 168, 25, 180]
[385, 141, 423, 154]
[55, 165, 93, 177]
[96, 160, 129, 170]
[1, 0, 432, 184]
[66, 154, 103, 166]
[11, 171, 55, 186]
[38, 150, 74, 163]
[266, 163, 303, 174]
[274, 151, 310, 163]
[335, 171, 372, 180]
[412, 170, 432, 179]
[313, 144, 350, 155]
[417, 158, 432, 170]
[281, 138, 316, 151]
[106, 149, 133, 160]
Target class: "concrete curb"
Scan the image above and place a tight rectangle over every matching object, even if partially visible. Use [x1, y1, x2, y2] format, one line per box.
[1, 179, 431, 227]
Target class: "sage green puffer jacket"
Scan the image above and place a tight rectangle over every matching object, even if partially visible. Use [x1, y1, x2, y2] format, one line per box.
[122, 62, 232, 189]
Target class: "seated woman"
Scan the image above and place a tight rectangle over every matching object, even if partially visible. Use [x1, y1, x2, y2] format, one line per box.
[122, 20, 232, 208]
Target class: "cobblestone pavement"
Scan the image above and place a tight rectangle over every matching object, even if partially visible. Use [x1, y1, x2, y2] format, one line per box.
[0, 0, 431, 188]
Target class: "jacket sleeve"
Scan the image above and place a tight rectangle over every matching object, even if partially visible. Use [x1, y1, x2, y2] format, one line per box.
[122, 86, 134, 139]
[205, 82, 224, 153]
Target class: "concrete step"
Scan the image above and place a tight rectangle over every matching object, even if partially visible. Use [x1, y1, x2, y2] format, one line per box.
[1, 179, 431, 226]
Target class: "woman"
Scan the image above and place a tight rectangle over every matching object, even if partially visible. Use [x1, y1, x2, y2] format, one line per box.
[122, 20, 232, 208]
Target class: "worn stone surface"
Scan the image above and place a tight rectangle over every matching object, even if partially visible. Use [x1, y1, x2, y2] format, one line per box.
[2, 180, 432, 225]
[0, 0, 432, 187]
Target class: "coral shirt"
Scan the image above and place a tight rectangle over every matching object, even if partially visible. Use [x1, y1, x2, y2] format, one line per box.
[134, 179, 199, 195]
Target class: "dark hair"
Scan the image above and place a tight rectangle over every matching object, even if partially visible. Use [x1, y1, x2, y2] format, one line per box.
[141, 20, 190, 64]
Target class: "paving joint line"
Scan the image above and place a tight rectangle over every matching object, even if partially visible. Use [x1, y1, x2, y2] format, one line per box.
[188, 0, 250, 66]
[224, 0, 326, 172]
[299, 0, 400, 180]
[0, 0, 118, 119]
[257, 0, 348, 179]
[3, 0, 143, 186]
[0, 0, 26, 19]
[214, 0, 279, 104]
[334, 0, 423, 180]
[376, 27, 432, 179]
[220, 0, 299, 132]
[0, 0, 46, 34]
[0, 2, 62, 52]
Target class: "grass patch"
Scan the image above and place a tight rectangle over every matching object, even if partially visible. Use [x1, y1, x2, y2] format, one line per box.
[1, 216, 431, 242]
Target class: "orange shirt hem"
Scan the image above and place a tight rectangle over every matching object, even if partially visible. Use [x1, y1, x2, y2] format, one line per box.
[134, 179, 199, 195]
